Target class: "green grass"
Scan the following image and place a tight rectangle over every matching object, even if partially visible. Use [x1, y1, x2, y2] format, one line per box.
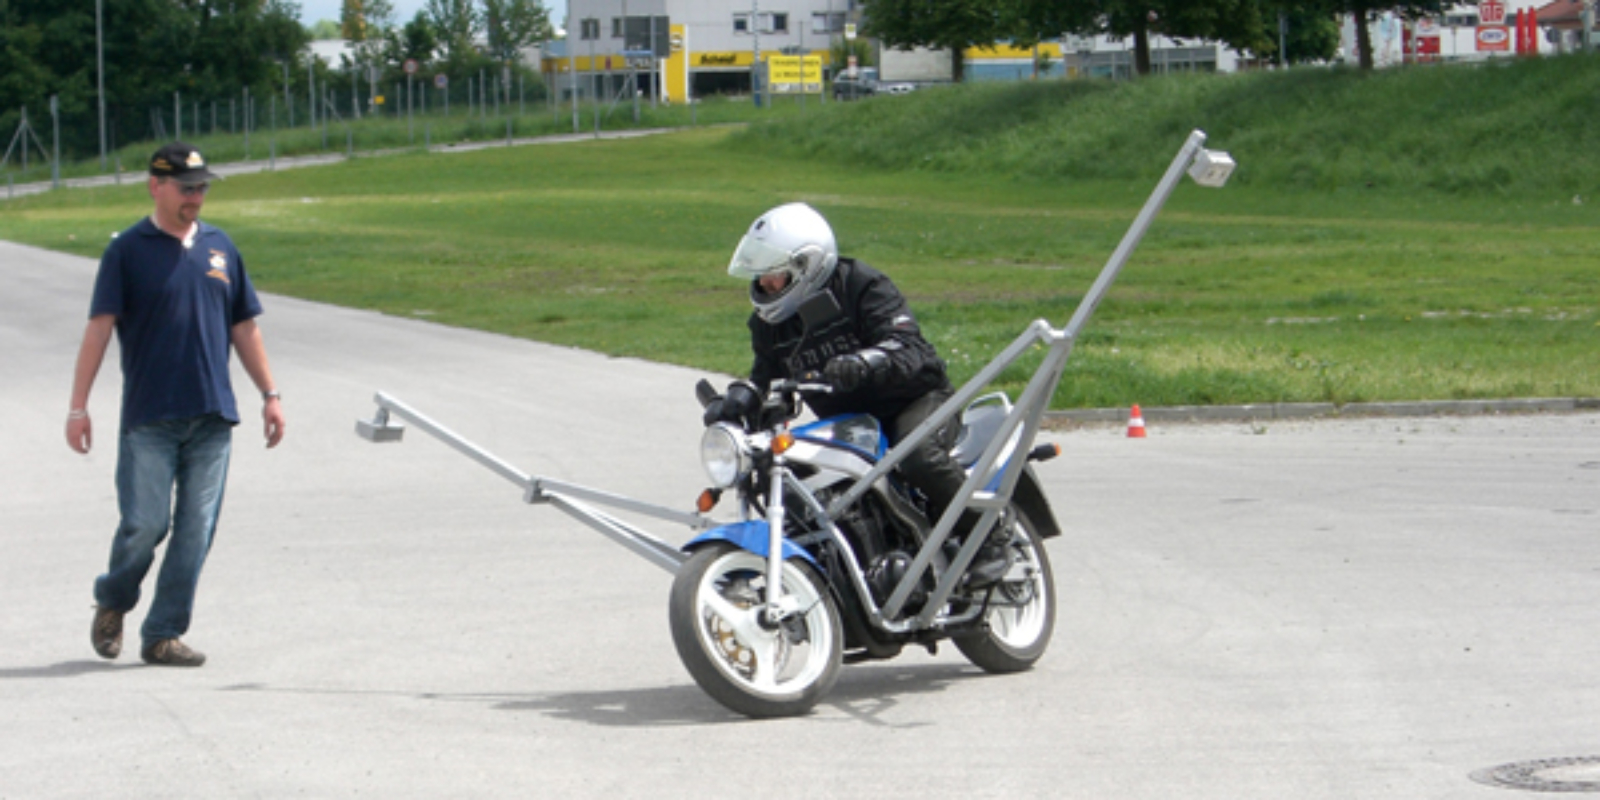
[4, 59, 1597, 409]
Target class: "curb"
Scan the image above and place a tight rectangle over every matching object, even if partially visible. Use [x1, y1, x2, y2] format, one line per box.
[1044, 397, 1600, 426]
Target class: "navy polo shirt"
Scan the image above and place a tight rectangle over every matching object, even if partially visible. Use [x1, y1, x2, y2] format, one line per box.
[89, 217, 263, 431]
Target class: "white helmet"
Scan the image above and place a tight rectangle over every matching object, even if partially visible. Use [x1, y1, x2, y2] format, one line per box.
[727, 202, 839, 324]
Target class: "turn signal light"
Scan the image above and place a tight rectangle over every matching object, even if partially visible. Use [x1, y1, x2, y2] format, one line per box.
[696, 488, 721, 513]
[1027, 443, 1061, 462]
[772, 432, 795, 455]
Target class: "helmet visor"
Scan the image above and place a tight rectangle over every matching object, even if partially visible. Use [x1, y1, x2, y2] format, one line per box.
[727, 235, 797, 281]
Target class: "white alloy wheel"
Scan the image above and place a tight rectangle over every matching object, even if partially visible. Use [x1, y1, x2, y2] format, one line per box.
[669, 543, 842, 718]
[953, 510, 1056, 672]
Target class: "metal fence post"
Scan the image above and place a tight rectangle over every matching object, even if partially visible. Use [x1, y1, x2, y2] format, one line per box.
[50, 94, 60, 190]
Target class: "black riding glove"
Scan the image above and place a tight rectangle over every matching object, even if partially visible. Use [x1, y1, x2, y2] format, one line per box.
[703, 380, 760, 427]
[823, 348, 889, 393]
[824, 355, 870, 392]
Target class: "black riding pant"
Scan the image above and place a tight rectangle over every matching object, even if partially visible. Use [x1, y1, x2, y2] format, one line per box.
[885, 388, 976, 536]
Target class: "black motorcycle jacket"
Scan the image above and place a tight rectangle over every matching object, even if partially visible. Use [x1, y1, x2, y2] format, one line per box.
[748, 257, 951, 422]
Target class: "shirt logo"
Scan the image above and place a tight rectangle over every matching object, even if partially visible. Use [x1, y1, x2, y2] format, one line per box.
[206, 250, 230, 284]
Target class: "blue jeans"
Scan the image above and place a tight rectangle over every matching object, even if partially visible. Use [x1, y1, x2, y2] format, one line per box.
[94, 414, 233, 646]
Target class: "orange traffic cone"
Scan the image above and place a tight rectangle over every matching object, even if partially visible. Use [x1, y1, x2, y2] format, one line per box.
[1127, 404, 1147, 438]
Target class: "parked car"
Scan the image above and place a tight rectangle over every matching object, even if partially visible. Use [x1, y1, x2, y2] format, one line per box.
[832, 72, 916, 101]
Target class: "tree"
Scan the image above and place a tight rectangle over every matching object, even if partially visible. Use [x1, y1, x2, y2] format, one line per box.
[427, 0, 478, 61]
[482, 0, 549, 106]
[341, 0, 366, 41]
[0, 0, 312, 157]
[1260, 1, 1341, 65]
[482, 0, 551, 64]
[310, 19, 343, 40]
[860, 0, 1009, 82]
[397, 10, 439, 65]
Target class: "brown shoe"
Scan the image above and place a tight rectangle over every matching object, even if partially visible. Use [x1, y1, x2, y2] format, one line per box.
[92, 606, 124, 660]
[141, 638, 206, 667]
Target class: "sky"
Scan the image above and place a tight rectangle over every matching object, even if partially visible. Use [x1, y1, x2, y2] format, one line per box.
[296, 0, 569, 29]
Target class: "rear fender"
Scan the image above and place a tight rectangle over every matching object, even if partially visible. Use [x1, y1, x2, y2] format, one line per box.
[683, 520, 821, 568]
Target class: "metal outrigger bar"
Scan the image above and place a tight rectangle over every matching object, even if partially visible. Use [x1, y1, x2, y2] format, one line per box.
[357, 391, 712, 573]
[355, 129, 1233, 586]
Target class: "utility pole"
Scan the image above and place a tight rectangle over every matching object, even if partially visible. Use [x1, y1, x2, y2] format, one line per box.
[751, 0, 760, 107]
[283, 59, 293, 128]
[96, 0, 107, 170]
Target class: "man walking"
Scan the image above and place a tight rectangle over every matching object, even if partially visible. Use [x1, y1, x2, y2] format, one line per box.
[65, 142, 285, 667]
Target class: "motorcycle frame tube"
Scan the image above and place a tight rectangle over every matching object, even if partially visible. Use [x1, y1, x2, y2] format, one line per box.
[778, 469, 985, 636]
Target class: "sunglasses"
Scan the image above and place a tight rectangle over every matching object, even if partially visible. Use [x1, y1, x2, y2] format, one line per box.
[162, 179, 209, 197]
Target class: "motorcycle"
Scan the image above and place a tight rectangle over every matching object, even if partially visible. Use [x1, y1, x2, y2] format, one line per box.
[671, 375, 1064, 717]
[355, 130, 1233, 719]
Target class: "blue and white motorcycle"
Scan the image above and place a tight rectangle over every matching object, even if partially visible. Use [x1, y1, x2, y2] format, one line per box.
[671, 375, 1063, 716]
[356, 131, 1233, 718]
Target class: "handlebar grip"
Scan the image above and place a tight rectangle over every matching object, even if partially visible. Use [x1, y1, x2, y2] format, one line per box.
[695, 379, 719, 409]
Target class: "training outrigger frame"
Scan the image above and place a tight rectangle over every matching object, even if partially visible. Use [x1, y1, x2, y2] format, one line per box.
[357, 130, 1234, 620]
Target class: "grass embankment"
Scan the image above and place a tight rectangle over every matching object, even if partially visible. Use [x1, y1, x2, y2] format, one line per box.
[3, 57, 1596, 408]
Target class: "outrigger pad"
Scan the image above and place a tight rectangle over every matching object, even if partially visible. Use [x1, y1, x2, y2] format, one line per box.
[356, 417, 405, 443]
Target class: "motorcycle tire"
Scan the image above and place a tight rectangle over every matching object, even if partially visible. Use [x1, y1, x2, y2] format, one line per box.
[953, 509, 1056, 673]
[669, 542, 844, 718]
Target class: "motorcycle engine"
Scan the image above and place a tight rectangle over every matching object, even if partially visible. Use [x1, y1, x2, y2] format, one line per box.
[866, 551, 927, 613]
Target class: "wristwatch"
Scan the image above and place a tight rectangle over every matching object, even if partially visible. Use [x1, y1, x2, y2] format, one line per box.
[263, 390, 282, 402]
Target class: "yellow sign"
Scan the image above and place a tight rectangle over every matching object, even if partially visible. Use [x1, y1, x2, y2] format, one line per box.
[768, 55, 823, 94]
[666, 24, 689, 103]
[695, 51, 755, 68]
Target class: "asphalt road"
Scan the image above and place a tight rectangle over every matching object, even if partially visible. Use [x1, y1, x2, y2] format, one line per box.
[3, 238, 1598, 798]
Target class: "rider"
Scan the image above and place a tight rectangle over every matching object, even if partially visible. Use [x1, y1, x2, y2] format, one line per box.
[705, 202, 1008, 585]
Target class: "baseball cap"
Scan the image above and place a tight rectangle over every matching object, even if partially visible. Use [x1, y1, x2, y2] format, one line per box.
[149, 141, 220, 184]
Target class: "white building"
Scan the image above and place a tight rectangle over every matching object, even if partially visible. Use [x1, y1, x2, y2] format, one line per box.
[546, 0, 856, 102]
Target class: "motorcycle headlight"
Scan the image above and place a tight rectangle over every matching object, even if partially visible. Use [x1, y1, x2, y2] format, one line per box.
[700, 423, 751, 489]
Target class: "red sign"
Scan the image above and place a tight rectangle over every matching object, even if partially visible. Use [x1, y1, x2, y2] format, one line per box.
[1477, 24, 1511, 51]
[1479, 0, 1506, 26]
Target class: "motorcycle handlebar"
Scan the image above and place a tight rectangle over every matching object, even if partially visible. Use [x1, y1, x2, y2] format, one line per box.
[775, 372, 833, 395]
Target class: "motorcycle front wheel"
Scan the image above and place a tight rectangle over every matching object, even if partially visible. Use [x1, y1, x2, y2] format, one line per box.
[953, 509, 1056, 673]
[668, 543, 843, 718]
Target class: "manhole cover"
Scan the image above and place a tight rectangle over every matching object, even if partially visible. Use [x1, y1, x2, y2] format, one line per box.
[1472, 757, 1600, 793]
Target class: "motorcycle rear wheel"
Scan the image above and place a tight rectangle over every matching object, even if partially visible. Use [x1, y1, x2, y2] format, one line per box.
[953, 510, 1056, 673]
[669, 543, 843, 718]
